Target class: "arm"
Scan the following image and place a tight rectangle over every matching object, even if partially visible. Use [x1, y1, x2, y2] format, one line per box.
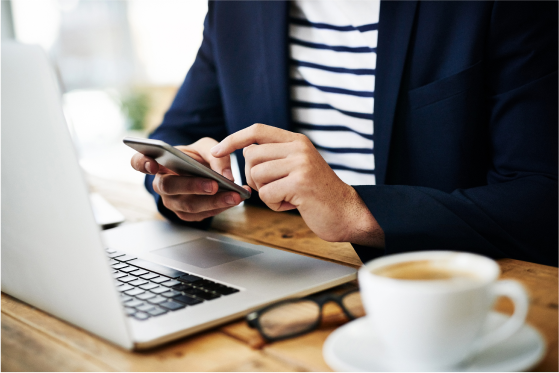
[354, 1, 558, 266]
[140, 3, 239, 227]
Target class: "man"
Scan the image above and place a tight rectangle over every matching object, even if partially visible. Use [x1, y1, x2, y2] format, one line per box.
[131, 1, 558, 266]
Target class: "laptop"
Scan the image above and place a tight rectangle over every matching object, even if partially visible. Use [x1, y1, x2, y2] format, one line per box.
[1, 42, 357, 349]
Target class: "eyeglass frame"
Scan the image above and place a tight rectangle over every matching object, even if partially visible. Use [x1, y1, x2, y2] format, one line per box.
[245, 289, 361, 342]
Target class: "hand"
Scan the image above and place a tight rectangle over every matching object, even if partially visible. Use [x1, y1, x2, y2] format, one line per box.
[210, 124, 384, 246]
[130, 137, 250, 222]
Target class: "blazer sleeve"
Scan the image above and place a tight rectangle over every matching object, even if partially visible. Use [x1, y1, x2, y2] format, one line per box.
[144, 2, 227, 228]
[353, 2, 558, 266]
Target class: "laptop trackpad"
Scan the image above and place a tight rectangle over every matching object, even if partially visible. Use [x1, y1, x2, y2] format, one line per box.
[152, 237, 263, 269]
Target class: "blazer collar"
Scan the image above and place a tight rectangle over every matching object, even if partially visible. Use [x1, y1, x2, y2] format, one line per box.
[375, 1, 418, 185]
[257, 1, 290, 131]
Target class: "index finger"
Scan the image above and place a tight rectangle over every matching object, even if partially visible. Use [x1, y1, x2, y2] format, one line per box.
[210, 123, 298, 157]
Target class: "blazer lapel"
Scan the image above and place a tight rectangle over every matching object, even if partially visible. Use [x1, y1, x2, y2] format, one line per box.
[375, 1, 418, 185]
[257, 1, 290, 131]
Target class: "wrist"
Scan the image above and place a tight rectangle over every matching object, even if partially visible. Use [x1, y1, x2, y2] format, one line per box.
[339, 186, 385, 248]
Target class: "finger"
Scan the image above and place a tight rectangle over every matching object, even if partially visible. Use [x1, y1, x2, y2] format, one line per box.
[162, 191, 243, 214]
[258, 177, 297, 212]
[242, 142, 292, 166]
[131, 153, 176, 175]
[131, 153, 159, 174]
[183, 138, 234, 181]
[153, 174, 218, 196]
[250, 159, 292, 190]
[211, 123, 299, 157]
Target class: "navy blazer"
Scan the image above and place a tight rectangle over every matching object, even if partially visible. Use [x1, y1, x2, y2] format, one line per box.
[146, 1, 558, 266]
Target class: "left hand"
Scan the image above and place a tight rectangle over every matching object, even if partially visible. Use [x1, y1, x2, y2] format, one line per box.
[210, 123, 384, 246]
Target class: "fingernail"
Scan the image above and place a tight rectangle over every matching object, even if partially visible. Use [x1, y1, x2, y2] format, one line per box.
[210, 144, 222, 156]
[146, 162, 153, 174]
[223, 168, 234, 181]
[203, 181, 213, 193]
[225, 195, 236, 205]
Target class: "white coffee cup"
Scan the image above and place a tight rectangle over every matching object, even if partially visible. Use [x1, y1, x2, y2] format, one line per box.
[358, 251, 529, 371]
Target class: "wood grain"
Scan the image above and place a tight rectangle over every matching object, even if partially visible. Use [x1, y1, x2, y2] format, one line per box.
[212, 205, 363, 268]
[2, 313, 111, 372]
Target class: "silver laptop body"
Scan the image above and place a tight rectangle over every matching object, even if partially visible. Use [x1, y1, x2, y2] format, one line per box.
[1, 42, 357, 349]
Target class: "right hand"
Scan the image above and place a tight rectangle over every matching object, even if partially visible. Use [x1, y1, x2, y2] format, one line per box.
[130, 137, 251, 222]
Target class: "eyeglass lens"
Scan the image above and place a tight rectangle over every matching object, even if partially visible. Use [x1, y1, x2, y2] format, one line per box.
[259, 300, 320, 339]
[341, 291, 365, 318]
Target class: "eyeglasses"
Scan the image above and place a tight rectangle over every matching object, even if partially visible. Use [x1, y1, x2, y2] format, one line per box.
[245, 289, 364, 342]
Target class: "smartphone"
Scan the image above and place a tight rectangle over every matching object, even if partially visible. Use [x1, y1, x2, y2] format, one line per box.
[123, 137, 251, 200]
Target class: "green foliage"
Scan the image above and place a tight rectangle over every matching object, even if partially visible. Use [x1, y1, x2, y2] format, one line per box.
[121, 91, 150, 131]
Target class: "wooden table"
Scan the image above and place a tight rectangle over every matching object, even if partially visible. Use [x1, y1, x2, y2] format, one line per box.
[2, 174, 557, 371]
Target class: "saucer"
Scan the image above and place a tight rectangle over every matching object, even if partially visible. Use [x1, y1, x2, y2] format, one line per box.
[323, 312, 546, 372]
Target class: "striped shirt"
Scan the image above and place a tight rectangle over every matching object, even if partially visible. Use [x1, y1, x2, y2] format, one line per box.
[290, 0, 379, 185]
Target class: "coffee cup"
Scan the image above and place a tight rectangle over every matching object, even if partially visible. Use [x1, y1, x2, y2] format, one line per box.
[358, 251, 529, 371]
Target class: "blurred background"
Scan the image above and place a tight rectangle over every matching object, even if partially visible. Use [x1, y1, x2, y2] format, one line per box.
[2, 0, 208, 184]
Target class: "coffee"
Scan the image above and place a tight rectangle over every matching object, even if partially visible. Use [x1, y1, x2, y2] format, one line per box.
[373, 259, 480, 281]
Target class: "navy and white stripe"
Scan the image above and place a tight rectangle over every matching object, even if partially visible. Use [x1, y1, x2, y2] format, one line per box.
[290, 0, 379, 185]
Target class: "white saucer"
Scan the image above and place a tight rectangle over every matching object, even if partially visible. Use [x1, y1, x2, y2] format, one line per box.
[323, 312, 546, 372]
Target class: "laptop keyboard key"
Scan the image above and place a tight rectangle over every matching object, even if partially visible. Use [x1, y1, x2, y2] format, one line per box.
[140, 272, 159, 280]
[108, 252, 125, 258]
[124, 299, 144, 308]
[179, 274, 202, 283]
[120, 295, 133, 302]
[119, 266, 138, 273]
[109, 259, 119, 265]
[116, 254, 137, 262]
[133, 312, 150, 320]
[161, 280, 181, 287]
[151, 276, 170, 284]
[113, 272, 127, 279]
[172, 284, 191, 291]
[117, 284, 134, 292]
[219, 287, 240, 296]
[124, 288, 145, 296]
[112, 263, 129, 270]
[174, 295, 204, 306]
[136, 292, 156, 301]
[161, 290, 181, 298]
[130, 269, 148, 277]
[147, 296, 168, 304]
[148, 307, 167, 317]
[124, 307, 136, 315]
[129, 279, 148, 287]
[119, 276, 138, 283]
[136, 304, 156, 312]
[150, 286, 169, 294]
[159, 300, 186, 311]
[139, 283, 159, 290]
[184, 288, 220, 300]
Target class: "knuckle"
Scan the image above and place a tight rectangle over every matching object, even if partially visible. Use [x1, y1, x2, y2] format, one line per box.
[243, 144, 255, 159]
[291, 172, 305, 188]
[158, 176, 172, 194]
[153, 175, 162, 194]
[180, 198, 195, 213]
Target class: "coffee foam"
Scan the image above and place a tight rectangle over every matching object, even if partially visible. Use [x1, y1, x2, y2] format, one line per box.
[372, 259, 483, 282]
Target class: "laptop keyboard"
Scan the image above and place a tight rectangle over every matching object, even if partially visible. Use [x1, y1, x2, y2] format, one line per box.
[106, 249, 240, 321]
